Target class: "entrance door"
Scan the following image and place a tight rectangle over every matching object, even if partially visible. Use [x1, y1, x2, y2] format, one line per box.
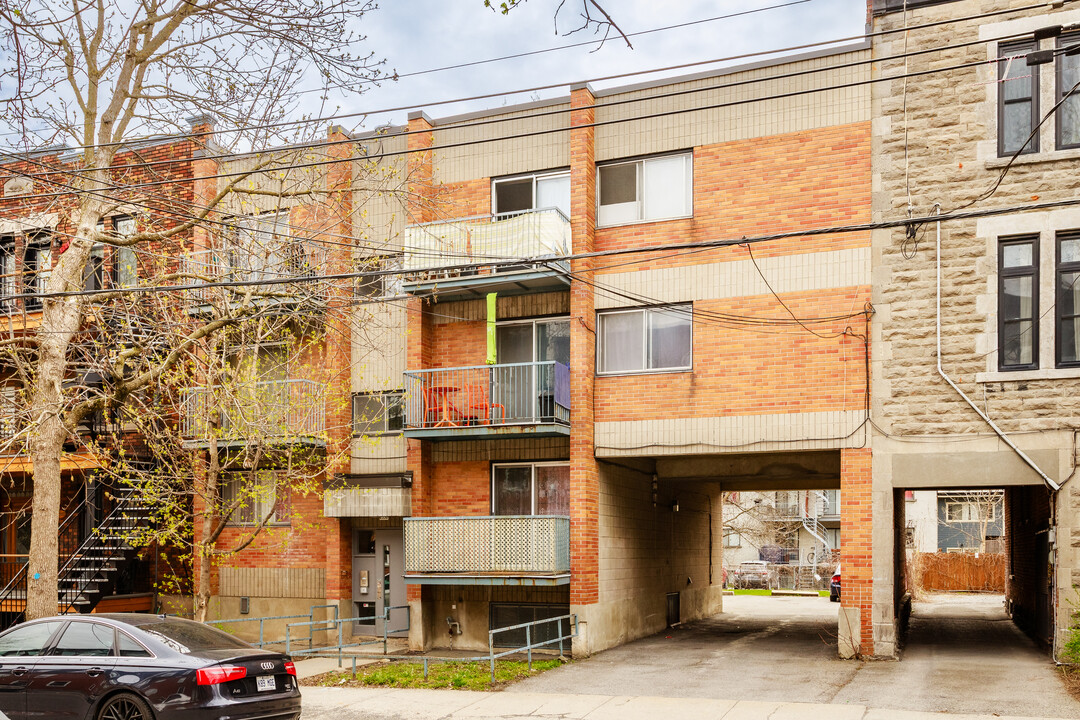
[352, 529, 406, 637]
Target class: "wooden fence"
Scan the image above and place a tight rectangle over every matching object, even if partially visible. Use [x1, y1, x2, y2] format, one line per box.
[911, 551, 1005, 593]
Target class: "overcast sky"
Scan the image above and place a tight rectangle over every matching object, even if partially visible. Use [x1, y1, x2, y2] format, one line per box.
[325, 0, 869, 132]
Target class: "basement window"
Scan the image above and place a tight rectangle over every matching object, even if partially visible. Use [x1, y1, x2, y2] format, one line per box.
[489, 603, 570, 648]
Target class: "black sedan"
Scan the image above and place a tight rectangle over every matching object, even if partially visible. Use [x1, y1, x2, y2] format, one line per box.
[0, 613, 301, 720]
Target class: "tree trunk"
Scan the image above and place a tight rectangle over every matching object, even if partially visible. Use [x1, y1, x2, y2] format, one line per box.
[25, 235, 93, 620]
[194, 436, 220, 623]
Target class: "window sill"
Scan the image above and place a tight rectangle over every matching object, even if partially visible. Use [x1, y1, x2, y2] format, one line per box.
[975, 367, 1080, 383]
[596, 367, 693, 378]
[596, 213, 693, 230]
[985, 147, 1080, 169]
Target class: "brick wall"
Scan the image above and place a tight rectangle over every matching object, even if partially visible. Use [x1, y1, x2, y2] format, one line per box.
[841, 447, 874, 655]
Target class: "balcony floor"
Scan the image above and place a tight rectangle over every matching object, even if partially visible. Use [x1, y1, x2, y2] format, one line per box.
[404, 422, 569, 441]
[404, 572, 571, 586]
[403, 269, 569, 301]
[182, 437, 327, 450]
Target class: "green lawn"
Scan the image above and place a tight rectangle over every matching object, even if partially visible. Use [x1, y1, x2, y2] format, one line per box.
[307, 658, 565, 691]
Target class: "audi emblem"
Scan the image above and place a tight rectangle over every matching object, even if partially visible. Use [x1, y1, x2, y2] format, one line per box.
[260, 662, 275, 671]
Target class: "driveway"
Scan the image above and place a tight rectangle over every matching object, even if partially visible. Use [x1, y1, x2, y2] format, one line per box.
[508, 593, 1080, 717]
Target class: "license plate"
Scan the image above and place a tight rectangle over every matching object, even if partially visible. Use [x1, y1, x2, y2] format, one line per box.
[256, 675, 276, 692]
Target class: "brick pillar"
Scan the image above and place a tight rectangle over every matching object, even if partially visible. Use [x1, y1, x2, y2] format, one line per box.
[323, 125, 356, 608]
[840, 447, 873, 657]
[404, 111, 437, 648]
[569, 83, 599, 649]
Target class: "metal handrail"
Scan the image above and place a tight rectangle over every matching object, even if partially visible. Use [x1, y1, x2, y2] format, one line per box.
[0, 495, 92, 620]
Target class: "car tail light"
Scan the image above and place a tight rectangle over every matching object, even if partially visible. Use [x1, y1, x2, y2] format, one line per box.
[284, 661, 296, 676]
[196, 665, 247, 685]
[832, 574, 841, 584]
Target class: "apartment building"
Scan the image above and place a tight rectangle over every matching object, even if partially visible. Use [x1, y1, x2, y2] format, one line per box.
[321, 44, 876, 656]
[869, 0, 1080, 657]
[0, 134, 201, 620]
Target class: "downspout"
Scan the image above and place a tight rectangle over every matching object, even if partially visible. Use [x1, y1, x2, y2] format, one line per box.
[934, 206, 1060, 492]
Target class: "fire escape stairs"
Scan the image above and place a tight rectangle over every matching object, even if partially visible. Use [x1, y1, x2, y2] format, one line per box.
[0, 489, 153, 630]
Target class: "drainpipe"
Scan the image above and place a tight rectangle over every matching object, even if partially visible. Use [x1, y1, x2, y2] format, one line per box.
[934, 207, 1060, 492]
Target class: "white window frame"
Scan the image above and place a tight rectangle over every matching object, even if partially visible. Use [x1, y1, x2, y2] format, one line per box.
[352, 391, 404, 436]
[596, 304, 693, 375]
[356, 254, 404, 300]
[222, 470, 290, 526]
[491, 170, 570, 218]
[723, 529, 742, 548]
[596, 152, 693, 228]
[944, 500, 999, 523]
[490, 461, 570, 516]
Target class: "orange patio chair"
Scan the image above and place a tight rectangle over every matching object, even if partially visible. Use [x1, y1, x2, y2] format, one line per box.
[463, 383, 505, 425]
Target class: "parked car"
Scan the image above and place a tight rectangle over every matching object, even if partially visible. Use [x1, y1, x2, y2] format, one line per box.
[0, 613, 301, 720]
[830, 564, 841, 602]
[733, 560, 773, 589]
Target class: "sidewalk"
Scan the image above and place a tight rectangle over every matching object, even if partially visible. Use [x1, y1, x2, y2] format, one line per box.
[296, 685, 1077, 720]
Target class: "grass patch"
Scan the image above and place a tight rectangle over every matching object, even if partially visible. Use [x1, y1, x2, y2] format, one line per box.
[304, 658, 566, 691]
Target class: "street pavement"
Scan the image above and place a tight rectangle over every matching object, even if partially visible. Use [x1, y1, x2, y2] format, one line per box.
[297, 593, 1079, 720]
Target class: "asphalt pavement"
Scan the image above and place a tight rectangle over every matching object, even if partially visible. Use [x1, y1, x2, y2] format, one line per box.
[296, 593, 1079, 720]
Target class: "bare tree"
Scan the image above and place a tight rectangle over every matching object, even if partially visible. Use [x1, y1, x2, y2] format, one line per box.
[485, 0, 633, 48]
[0, 0, 386, 620]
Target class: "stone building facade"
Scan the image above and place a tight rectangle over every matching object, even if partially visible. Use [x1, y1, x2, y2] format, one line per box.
[869, 0, 1080, 656]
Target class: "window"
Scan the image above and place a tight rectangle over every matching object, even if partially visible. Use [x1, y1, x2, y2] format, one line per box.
[597, 153, 691, 226]
[0, 621, 64, 656]
[356, 254, 403, 300]
[352, 391, 404, 435]
[51, 621, 114, 657]
[230, 211, 308, 281]
[492, 171, 570, 217]
[998, 236, 1038, 370]
[490, 603, 570, 648]
[1058, 35, 1080, 150]
[723, 530, 742, 548]
[112, 217, 138, 288]
[222, 470, 290, 525]
[1057, 231, 1080, 366]
[0, 237, 14, 312]
[998, 40, 1039, 156]
[597, 305, 692, 374]
[23, 234, 52, 311]
[116, 632, 152, 658]
[944, 501, 999, 523]
[491, 462, 569, 516]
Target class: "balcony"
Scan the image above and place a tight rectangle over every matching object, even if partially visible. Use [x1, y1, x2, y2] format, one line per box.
[181, 379, 325, 448]
[402, 361, 570, 440]
[180, 245, 324, 310]
[404, 515, 570, 586]
[401, 208, 570, 300]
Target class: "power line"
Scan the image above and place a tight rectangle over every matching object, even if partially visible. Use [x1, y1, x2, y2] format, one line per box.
[0, 43, 1041, 201]
[5, 195, 1079, 305]
[0, 0, 1064, 160]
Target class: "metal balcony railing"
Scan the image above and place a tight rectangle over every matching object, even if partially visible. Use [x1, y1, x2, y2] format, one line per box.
[404, 515, 570, 575]
[402, 208, 570, 280]
[181, 379, 325, 439]
[181, 246, 322, 302]
[402, 361, 570, 430]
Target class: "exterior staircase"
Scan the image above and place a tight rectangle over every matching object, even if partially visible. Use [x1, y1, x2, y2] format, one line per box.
[0, 488, 153, 630]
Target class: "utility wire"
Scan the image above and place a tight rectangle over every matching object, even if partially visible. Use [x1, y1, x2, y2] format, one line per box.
[0, 0, 1065, 159]
[0, 44, 1043, 201]
[5, 195, 1080, 305]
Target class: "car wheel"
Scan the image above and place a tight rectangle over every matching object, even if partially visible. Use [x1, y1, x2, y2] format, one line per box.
[98, 693, 154, 720]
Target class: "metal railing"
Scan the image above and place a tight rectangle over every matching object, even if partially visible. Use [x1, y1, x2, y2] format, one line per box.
[404, 515, 570, 575]
[208, 603, 340, 649]
[180, 246, 323, 302]
[302, 610, 577, 684]
[403, 361, 570, 430]
[402, 208, 570, 279]
[180, 379, 325, 439]
[284, 604, 410, 665]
